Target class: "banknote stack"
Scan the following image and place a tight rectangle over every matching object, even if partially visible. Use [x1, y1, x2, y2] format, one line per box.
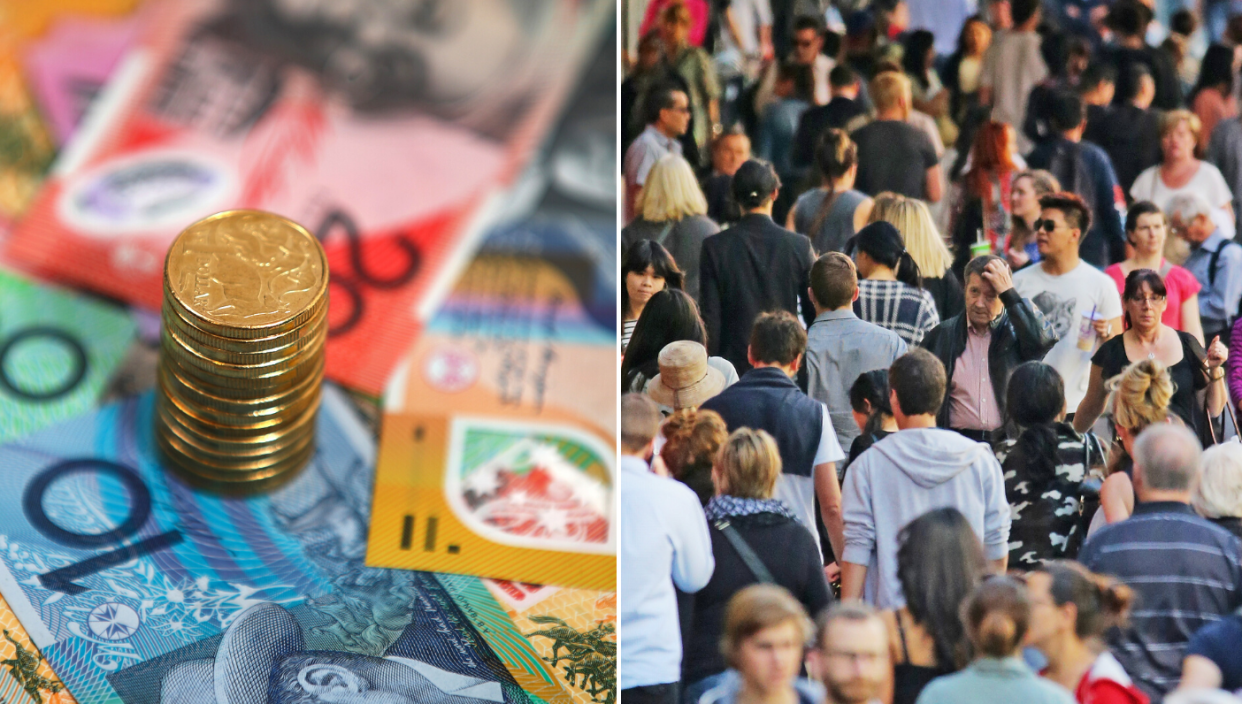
[156, 209, 328, 486]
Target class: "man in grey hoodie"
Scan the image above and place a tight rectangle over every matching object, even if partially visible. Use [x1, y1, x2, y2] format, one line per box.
[839, 349, 1011, 608]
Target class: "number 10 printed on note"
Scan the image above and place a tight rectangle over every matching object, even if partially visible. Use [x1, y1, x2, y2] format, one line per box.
[366, 240, 616, 591]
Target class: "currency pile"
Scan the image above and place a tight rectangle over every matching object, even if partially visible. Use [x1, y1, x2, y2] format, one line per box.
[156, 210, 328, 485]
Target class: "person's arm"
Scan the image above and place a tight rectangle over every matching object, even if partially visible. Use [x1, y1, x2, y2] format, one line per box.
[924, 164, 944, 203]
[1100, 471, 1136, 524]
[1183, 294, 1205, 345]
[840, 452, 875, 601]
[786, 205, 798, 231]
[1074, 364, 1109, 433]
[840, 561, 868, 600]
[756, 0, 773, 62]
[670, 492, 715, 593]
[1180, 655, 1225, 691]
[984, 261, 1059, 358]
[981, 454, 1012, 574]
[1205, 335, 1228, 418]
[815, 462, 844, 560]
[699, 244, 722, 356]
[799, 246, 816, 327]
[853, 197, 875, 232]
[1097, 160, 1128, 266]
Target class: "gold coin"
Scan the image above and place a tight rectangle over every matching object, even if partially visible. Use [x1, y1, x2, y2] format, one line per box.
[160, 324, 325, 378]
[156, 404, 316, 461]
[162, 300, 327, 359]
[159, 363, 323, 418]
[158, 380, 320, 438]
[164, 210, 328, 338]
[159, 432, 316, 485]
[161, 340, 322, 390]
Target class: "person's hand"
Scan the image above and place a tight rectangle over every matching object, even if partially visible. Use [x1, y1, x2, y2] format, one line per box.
[824, 562, 841, 583]
[760, 39, 775, 63]
[980, 258, 1014, 296]
[1006, 247, 1030, 269]
[1207, 335, 1229, 370]
[650, 455, 670, 477]
[1092, 317, 1114, 341]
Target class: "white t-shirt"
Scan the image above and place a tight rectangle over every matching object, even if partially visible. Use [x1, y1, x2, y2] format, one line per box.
[776, 404, 844, 559]
[1130, 162, 1235, 238]
[1013, 261, 1123, 410]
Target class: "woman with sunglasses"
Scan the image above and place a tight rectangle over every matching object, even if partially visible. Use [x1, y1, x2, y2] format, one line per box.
[1074, 269, 1228, 435]
[1103, 201, 1204, 343]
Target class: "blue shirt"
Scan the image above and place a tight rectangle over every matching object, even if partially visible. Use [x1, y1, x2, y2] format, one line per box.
[1078, 501, 1242, 699]
[1183, 229, 1242, 328]
[915, 657, 1076, 704]
[619, 454, 714, 689]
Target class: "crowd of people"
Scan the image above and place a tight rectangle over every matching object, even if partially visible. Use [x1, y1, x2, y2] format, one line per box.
[619, 0, 1242, 702]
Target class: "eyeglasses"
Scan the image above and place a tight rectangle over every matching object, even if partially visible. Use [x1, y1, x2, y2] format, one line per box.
[1034, 219, 1061, 233]
[1127, 295, 1166, 307]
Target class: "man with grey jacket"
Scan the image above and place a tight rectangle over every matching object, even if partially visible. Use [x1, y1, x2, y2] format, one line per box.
[840, 348, 1011, 608]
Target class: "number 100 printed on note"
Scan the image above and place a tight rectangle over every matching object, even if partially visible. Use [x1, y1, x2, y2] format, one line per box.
[366, 250, 616, 590]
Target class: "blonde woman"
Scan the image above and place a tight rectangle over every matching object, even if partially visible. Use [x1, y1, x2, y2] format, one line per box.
[1130, 110, 1234, 237]
[621, 153, 720, 301]
[1087, 359, 1175, 536]
[869, 194, 964, 319]
[680, 428, 831, 704]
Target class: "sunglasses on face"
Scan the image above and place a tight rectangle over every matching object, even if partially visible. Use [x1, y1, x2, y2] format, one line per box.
[1034, 220, 1061, 233]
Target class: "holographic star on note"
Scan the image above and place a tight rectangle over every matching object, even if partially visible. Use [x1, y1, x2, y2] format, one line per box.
[87, 603, 140, 641]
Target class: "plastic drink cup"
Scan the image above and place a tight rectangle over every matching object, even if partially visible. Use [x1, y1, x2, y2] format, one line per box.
[1077, 311, 1104, 351]
[970, 239, 992, 258]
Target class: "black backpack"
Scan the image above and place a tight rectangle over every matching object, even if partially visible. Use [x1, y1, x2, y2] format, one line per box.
[1045, 141, 1098, 221]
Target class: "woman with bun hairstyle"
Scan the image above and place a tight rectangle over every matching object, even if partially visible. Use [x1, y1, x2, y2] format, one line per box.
[1026, 562, 1148, 704]
[1087, 359, 1174, 535]
[788, 128, 873, 255]
[851, 220, 940, 346]
[915, 577, 1076, 704]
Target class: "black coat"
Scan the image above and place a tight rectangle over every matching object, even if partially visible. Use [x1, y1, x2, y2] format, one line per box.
[678, 511, 831, 685]
[919, 288, 1059, 429]
[700, 213, 815, 374]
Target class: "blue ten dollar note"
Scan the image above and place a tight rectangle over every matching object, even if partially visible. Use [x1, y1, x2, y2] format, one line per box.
[0, 270, 136, 443]
[0, 385, 569, 704]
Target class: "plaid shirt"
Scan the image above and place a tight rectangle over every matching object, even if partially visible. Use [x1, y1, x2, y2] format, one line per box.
[853, 279, 940, 346]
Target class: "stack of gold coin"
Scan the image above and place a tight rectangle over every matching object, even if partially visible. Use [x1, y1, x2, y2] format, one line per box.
[156, 210, 328, 485]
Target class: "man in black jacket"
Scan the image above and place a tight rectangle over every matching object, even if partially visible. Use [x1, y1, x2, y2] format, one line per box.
[700, 160, 815, 375]
[919, 255, 1059, 438]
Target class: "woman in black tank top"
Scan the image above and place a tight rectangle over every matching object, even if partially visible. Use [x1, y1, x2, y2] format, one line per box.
[885, 508, 987, 704]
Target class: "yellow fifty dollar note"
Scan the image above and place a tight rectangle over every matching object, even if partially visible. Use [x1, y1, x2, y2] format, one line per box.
[0, 592, 77, 704]
[366, 246, 615, 591]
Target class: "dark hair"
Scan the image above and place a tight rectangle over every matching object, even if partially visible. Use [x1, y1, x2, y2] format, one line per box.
[749, 311, 806, 366]
[1122, 268, 1168, 328]
[1048, 90, 1086, 132]
[1003, 362, 1066, 483]
[1171, 8, 1197, 36]
[1125, 200, 1164, 242]
[849, 369, 892, 438]
[898, 508, 987, 670]
[778, 61, 816, 103]
[793, 14, 825, 34]
[1077, 62, 1117, 94]
[815, 129, 858, 184]
[621, 239, 684, 319]
[732, 160, 781, 210]
[621, 288, 706, 392]
[1012, 0, 1040, 26]
[810, 252, 858, 310]
[963, 254, 1007, 285]
[955, 15, 989, 56]
[889, 348, 946, 417]
[1193, 44, 1236, 103]
[1107, 0, 1151, 36]
[1039, 191, 1093, 234]
[964, 577, 1030, 658]
[901, 30, 936, 89]
[1038, 561, 1135, 639]
[1118, 63, 1153, 103]
[829, 64, 859, 89]
[854, 221, 922, 289]
[645, 83, 686, 125]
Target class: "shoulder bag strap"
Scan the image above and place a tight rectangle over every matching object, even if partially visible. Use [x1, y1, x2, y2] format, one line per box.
[714, 519, 776, 583]
[654, 219, 675, 247]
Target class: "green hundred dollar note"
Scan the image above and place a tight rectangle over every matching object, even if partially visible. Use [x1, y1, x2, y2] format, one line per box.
[0, 269, 136, 442]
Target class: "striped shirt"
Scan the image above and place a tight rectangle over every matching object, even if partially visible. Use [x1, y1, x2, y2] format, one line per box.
[1079, 502, 1242, 700]
[853, 279, 940, 346]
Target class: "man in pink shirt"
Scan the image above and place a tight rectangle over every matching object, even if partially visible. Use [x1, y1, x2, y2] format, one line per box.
[919, 255, 1059, 440]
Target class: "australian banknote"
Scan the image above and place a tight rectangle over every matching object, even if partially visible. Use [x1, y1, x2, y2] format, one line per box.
[0, 384, 606, 704]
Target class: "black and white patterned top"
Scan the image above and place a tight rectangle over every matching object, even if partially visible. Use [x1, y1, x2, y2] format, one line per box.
[853, 279, 940, 346]
[993, 423, 1107, 567]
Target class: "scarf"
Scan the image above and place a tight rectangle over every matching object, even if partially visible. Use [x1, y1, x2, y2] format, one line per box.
[704, 494, 798, 522]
